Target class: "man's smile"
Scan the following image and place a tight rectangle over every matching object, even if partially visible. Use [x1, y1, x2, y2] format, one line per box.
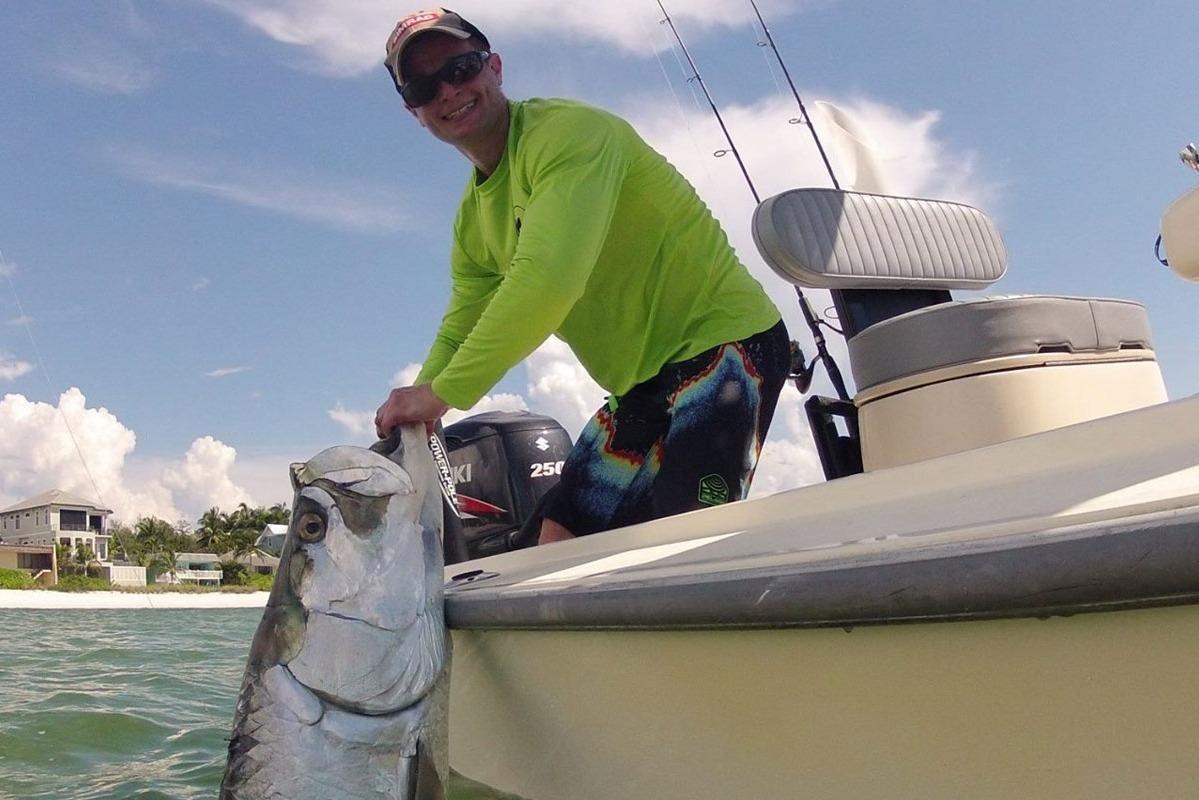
[444, 100, 477, 121]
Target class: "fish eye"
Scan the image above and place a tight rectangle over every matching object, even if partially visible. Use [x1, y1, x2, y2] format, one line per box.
[295, 511, 326, 543]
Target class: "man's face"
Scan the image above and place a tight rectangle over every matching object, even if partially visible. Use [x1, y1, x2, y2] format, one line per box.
[403, 34, 505, 149]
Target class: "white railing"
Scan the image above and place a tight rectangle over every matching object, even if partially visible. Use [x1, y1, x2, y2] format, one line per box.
[174, 569, 222, 583]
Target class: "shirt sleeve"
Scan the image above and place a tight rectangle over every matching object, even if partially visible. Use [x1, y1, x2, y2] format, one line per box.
[415, 235, 501, 387]
[430, 111, 629, 409]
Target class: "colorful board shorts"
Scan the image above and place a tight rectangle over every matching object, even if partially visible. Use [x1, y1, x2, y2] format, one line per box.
[543, 319, 791, 536]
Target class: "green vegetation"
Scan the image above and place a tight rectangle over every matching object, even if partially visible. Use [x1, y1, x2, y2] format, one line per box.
[111, 583, 263, 594]
[51, 575, 113, 592]
[0, 568, 35, 589]
[219, 559, 250, 585]
[220, 559, 276, 591]
[197, 503, 290, 559]
[0, 504, 290, 592]
[107, 503, 290, 588]
[54, 541, 103, 579]
[245, 572, 274, 591]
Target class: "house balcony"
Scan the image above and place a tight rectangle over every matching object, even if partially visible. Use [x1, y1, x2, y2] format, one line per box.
[169, 569, 222, 585]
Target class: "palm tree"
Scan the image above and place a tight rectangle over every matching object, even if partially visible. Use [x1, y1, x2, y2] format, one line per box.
[135, 517, 180, 582]
[74, 542, 100, 578]
[196, 507, 230, 553]
[108, 522, 136, 563]
[55, 542, 75, 576]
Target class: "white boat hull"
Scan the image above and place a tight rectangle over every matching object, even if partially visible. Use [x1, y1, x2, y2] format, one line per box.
[450, 604, 1199, 799]
[443, 396, 1199, 798]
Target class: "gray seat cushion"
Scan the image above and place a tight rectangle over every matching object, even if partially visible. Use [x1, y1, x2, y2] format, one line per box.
[752, 188, 1007, 290]
[849, 295, 1155, 391]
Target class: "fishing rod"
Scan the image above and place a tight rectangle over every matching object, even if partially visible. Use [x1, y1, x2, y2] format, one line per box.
[656, 0, 760, 204]
[748, 0, 840, 191]
[744, 0, 850, 401]
[655, 2, 850, 401]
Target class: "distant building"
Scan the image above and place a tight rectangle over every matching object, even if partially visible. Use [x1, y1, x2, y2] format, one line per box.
[255, 523, 288, 557]
[161, 553, 223, 586]
[0, 544, 57, 586]
[0, 489, 113, 562]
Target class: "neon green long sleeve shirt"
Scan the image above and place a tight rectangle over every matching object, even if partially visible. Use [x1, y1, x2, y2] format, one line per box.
[416, 98, 781, 409]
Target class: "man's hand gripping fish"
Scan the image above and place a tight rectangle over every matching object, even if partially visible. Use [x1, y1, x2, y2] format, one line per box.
[221, 424, 449, 799]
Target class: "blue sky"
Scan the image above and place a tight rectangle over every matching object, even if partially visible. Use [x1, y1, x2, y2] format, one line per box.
[1, 0, 1196, 522]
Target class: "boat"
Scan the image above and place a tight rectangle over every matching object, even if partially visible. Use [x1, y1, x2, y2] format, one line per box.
[437, 133, 1199, 798]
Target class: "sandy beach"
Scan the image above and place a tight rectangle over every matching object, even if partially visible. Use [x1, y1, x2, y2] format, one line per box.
[0, 589, 269, 609]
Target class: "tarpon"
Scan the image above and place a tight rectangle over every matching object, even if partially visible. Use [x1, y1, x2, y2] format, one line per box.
[221, 424, 449, 800]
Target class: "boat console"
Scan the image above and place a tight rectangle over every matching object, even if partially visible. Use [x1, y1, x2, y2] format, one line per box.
[753, 188, 1167, 473]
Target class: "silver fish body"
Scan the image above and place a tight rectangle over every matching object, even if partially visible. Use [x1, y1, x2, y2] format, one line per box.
[221, 425, 449, 800]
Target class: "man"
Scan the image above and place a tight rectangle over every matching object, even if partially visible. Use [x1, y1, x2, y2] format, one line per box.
[375, 8, 790, 545]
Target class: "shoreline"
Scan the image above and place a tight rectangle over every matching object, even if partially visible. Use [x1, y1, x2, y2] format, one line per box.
[0, 589, 269, 609]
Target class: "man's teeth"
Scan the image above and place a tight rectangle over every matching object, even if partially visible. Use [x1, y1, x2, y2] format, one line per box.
[445, 101, 476, 120]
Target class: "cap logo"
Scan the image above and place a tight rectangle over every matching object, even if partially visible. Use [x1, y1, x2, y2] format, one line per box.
[388, 12, 441, 52]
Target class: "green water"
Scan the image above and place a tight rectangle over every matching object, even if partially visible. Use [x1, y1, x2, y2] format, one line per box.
[0, 608, 257, 799]
[0, 609, 525, 800]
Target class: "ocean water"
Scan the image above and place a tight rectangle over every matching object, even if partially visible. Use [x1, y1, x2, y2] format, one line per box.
[0, 608, 258, 799]
[0, 609, 521, 800]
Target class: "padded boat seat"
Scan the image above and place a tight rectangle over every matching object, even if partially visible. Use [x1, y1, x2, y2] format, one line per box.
[752, 188, 1007, 290]
[849, 295, 1155, 392]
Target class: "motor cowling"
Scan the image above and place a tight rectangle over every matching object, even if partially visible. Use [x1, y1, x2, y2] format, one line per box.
[442, 411, 573, 559]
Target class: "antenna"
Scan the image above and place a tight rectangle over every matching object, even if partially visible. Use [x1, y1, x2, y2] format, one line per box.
[656, 1, 760, 204]
[748, 0, 840, 191]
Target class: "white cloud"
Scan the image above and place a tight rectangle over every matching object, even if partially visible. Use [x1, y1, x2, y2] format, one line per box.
[107, 145, 412, 234]
[229, 451, 308, 510]
[748, 386, 825, 496]
[201, 0, 805, 77]
[390, 364, 422, 388]
[328, 402, 375, 439]
[0, 261, 15, 278]
[162, 436, 253, 514]
[0, 356, 33, 381]
[444, 392, 528, 427]
[52, 37, 156, 94]
[0, 388, 256, 524]
[5, 316, 33, 327]
[524, 338, 605, 438]
[205, 366, 252, 378]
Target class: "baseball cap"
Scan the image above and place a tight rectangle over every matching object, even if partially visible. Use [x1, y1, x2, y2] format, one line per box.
[384, 8, 491, 85]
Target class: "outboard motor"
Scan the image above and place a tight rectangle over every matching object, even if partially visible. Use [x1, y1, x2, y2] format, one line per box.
[442, 411, 573, 559]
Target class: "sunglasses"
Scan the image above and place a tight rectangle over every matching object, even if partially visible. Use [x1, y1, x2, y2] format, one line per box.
[397, 50, 492, 108]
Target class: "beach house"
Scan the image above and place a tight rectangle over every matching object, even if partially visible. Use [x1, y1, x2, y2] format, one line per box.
[254, 523, 287, 557]
[162, 553, 224, 586]
[1, 489, 112, 561]
[0, 543, 57, 585]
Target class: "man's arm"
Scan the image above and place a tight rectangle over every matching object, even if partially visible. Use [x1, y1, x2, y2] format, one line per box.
[430, 109, 628, 409]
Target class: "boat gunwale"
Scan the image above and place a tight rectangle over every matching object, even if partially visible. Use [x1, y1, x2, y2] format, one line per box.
[445, 504, 1199, 631]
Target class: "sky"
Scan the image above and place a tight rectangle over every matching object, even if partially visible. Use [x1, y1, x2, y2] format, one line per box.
[1, 0, 1196, 524]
